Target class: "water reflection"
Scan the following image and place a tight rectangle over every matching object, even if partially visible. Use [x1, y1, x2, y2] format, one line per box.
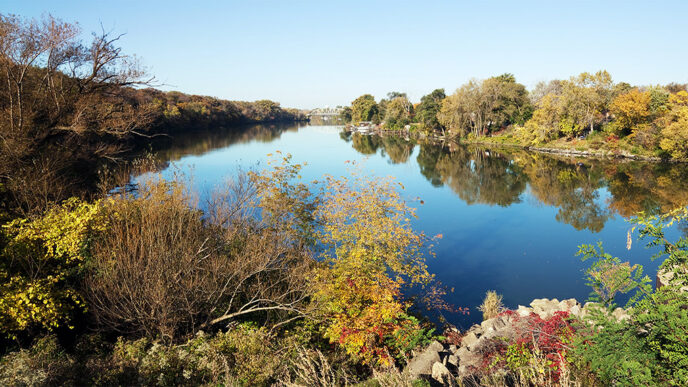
[147, 123, 688, 234]
[147, 122, 303, 167]
[345, 132, 688, 232]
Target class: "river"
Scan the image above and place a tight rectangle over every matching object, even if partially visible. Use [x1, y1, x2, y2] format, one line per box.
[133, 122, 688, 328]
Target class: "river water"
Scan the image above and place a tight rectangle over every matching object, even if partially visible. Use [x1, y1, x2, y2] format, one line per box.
[134, 122, 688, 328]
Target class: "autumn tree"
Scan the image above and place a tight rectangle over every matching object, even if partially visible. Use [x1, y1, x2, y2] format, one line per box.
[313, 167, 435, 366]
[437, 74, 530, 137]
[659, 91, 688, 159]
[384, 95, 413, 129]
[350, 94, 378, 123]
[559, 70, 614, 136]
[0, 13, 155, 213]
[610, 88, 651, 132]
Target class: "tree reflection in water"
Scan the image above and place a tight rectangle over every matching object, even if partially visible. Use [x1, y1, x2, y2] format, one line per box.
[345, 132, 688, 233]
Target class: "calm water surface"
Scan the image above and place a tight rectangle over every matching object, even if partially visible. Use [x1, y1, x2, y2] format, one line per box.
[134, 123, 688, 328]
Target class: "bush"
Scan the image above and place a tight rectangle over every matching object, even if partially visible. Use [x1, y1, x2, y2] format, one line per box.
[0, 198, 106, 338]
[478, 311, 576, 385]
[313, 169, 437, 367]
[0, 335, 71, 386]
[109, 324, 284, 386]
[84, 176, 313, 341]
[574, 207, 688, 385]
[478, 290, 504, 321]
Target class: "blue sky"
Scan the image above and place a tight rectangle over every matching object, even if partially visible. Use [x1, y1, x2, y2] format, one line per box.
[5, 0, 688, 109]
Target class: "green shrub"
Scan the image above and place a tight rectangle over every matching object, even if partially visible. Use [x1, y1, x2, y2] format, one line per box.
[574, 207, 688, 385]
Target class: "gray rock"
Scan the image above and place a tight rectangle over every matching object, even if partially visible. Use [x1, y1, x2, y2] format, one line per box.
[427, 340, 444, 353]
[432, 361, 455, 386]
[613, 307, 630, 321]
[456, 346, 470, 361]
[516, 305, 532, 316]
[492, 316, 507, 330]
[461, 332, 479, 348]
[569, 304, 582, 317]
[560, 298, 578, 310]
[406, 341, 444, 378]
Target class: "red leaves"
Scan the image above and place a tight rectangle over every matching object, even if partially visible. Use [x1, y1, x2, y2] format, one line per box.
[483, 311, 576, 381]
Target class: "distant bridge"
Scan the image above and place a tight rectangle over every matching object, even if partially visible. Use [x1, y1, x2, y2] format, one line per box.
[307, 107, 344, 117]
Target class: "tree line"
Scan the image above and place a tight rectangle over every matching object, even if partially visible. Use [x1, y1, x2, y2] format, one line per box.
[0, 13, 306, 217]
[342, 71, 688, 159]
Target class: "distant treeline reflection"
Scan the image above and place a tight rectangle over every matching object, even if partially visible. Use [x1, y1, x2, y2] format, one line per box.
[341, 132, 688, 232]
[149, 124, 688, 233]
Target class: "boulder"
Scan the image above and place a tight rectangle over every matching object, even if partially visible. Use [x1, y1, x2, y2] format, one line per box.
[569, 304, 582, 317]
[432, 361, 455, 386]
[461, 332, 479, 349]
[613, 307, 630, 321]
[531, 298, 560, 318]
[559, 298, 578, 310]
[427, 340, 444, 353]
[406, 341, 443, 378]
[516, 305, 532, 316]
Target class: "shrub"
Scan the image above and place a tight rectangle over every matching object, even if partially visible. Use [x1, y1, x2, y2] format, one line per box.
[479, 311, 576, 385]
[478, 290, 505, 321]
[110, 324, 284, 386]
[84, 176, 313, 341]
[0, 198, 106, 338]
[313, 168, 437, 367]
[0, 335, 71, 386]
[574, 207, 688, 385]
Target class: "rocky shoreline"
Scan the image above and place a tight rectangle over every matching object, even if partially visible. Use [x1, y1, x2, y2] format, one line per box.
[403, 298, 630, 386]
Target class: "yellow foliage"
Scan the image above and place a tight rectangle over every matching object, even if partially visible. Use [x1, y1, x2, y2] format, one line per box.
[0, 198, 106, 337]
[610, 89, 651, 130]
[312, 166, 433, 366]
[660, 106, 688, 159]
[669, 90, 688, 108]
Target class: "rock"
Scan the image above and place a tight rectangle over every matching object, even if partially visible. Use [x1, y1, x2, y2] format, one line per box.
[461, 332, 479, 348]
[613, 307, 630, 321]
[456, 346, 470, 360]
[406, 341, 443, 378]
[449, 344, 457, 352]
[560, 298, 578, 310]
[432, 361, 455, 386]
[530, 298, 562, 319]
[516, 305, 531, 316]
[657, 268, 674, 289]
[447, 354, 459, 366]
[492, 316, 507, 330]
[569, 304, 582, 317]
[427, 340, 444, 353]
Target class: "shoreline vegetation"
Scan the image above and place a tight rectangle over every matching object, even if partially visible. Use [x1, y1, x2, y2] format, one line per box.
[341, 71, 688, 164]
[2, 13, 688, 386]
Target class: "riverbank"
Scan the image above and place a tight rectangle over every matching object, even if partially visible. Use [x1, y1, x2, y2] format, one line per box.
[458, 131, 688, 162]
[348, 124, 688, 163]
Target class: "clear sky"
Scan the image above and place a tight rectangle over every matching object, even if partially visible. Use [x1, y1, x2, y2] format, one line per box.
[5, 0, 688, 109]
